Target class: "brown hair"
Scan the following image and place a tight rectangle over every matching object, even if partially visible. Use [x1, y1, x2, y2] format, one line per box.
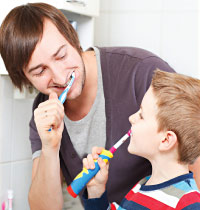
[151, 69, 200, 164]
[0, 3, 82, 91]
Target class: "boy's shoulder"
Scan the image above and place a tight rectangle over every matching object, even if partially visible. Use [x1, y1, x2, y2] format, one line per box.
[123, 174, 200, 209]
[175, 177, 200, 209]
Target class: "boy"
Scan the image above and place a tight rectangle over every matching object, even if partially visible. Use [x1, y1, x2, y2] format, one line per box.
[82, 70, 200, 209]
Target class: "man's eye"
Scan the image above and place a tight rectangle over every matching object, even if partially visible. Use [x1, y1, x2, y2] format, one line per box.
[35, 68, 46, 77]
[35, 70, 44, 77]
[57, 53, 66, 60]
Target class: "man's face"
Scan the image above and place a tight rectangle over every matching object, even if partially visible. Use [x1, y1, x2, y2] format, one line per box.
[128, 87, 164, 159]
[24, 19, 85, 99]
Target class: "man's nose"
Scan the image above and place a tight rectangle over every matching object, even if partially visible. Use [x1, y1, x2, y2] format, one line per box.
[50, 65, 67, 85]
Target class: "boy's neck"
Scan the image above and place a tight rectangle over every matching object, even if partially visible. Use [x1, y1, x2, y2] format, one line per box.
[146, 158, 189, 186]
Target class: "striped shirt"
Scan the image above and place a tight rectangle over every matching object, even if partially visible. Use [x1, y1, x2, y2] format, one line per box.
[83, 173, 200, 210]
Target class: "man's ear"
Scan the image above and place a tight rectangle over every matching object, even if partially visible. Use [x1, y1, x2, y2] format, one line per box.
[159, 131, 177, 151]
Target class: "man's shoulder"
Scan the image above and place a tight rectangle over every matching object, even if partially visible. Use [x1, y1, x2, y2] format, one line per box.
[97, 46, 160, 60]
[97, 46, 174, 81]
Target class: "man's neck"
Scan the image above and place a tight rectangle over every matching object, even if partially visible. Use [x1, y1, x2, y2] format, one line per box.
[64, 50, 98, 121]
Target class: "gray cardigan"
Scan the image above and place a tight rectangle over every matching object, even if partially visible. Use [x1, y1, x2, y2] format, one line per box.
[29, 47, 175, 203]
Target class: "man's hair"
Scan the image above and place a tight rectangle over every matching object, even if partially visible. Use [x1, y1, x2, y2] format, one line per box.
[152, 69, 200, 164]
[0, 3, 82, 91]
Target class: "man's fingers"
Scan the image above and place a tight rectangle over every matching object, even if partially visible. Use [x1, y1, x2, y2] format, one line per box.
[49, 92, 58, 100]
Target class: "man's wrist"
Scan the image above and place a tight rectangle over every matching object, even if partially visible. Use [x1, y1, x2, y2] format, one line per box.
[41, 146, 60, 158]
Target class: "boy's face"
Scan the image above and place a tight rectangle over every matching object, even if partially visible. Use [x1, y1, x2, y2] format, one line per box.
[23, 19, 85, 99]
[128, 87, 164, 159]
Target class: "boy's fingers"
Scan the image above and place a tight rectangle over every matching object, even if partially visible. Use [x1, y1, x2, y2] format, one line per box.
[87, 154, 95, 169]
[98, 157, 106, 167]
[83, 158, 89, 169]
[92, 147, 104, 159]
[98, 158, 109, 176]
[97, 147, 104, 154]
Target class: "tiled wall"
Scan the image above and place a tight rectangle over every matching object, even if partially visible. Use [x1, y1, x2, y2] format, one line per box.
[0, 76, 84, 210]
[94, 0, 199, 78]
[0, 76, 33, 209]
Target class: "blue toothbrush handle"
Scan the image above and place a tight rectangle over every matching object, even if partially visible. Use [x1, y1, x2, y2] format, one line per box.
[67, 150, 113, 197]
[48, 90, 68, 132]
[58, 88, 69, 104]
[48, 73, 75, 132]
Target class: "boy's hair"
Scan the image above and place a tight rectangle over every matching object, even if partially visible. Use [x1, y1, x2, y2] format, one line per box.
[0, 3, 82, 91]
[152, 69, 200, 164]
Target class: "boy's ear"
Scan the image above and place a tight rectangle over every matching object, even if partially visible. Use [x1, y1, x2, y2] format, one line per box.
[159, 131, 177, 151]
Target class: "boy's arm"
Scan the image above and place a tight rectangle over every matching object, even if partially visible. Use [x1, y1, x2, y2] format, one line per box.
[189, 156, 200, 190]
[83, 191, 109, 210]
[83, 147, 109, 199]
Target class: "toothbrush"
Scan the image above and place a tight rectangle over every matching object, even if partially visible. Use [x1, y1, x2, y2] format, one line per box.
[1, 201, 5, 210]
[48, 72, 75, 131]
[67, 129, 132, 198]
[109, 129, 132, 154]
[59, 71, 75, 104]
[7, 190, 13, 210]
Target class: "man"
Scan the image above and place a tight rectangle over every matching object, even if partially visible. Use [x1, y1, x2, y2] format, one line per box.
[1, 2, 198, 210]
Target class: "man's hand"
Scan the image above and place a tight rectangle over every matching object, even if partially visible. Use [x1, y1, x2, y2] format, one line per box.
[34, 92, 64, 152]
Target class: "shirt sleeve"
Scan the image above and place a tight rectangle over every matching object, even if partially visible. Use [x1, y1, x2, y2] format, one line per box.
[29, 93, 48, 158]
[82, 190, 109, 210]
[29, 108, 42, 157]
[176, 191, 200, 209]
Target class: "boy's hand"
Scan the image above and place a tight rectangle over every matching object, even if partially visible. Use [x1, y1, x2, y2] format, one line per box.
[83, 147, 109, 198]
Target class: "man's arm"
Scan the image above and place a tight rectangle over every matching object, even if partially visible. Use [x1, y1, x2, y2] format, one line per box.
[29, 155, 63, 210]
[29, 92, 65, 210]
[189, 156, 200, 190]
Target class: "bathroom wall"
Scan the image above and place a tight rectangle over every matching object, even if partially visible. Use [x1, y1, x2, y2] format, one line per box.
[0, 75, 33, 209]
[94, 0, 199, 78]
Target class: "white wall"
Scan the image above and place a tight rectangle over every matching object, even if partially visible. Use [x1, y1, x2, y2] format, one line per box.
[0, 76, 33, 209]
[94, 0, 199, 78]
